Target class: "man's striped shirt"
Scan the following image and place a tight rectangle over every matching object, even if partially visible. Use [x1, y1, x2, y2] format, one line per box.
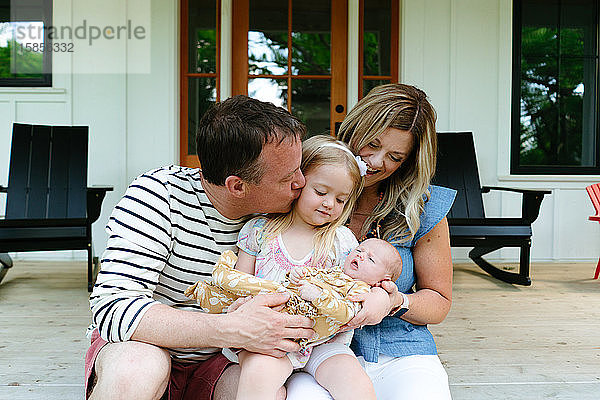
[89, 166, 248, 361]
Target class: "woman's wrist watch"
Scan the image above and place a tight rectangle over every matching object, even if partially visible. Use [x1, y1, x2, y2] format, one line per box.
[388, 292, 410, 317]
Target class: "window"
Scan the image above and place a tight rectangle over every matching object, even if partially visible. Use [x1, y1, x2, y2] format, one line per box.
[232, 0, 347, 138]
[0, 0, 52, 86]
[179, 1, 399, 165]
[512, 0, 600, 175]
[359, 0, 398, 98]
[512, 0, 600, 174]
[180, 0, 220, 167]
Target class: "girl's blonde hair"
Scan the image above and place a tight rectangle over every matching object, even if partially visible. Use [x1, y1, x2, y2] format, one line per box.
[263, 135, 364, 267]
[337, 83, 437, 244]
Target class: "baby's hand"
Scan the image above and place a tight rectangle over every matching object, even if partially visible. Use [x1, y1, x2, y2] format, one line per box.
[298, 282, 322, 302]
[289, 267, 307, 285]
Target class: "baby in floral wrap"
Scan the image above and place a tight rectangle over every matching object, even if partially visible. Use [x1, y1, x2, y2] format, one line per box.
[185, 237, 402, 354]
[184, 135, 404, 400]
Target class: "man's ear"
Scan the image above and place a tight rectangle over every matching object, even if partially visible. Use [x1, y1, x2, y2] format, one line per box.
[224, 175, 248, 198]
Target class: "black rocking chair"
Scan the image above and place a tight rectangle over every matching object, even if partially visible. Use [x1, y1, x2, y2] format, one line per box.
[0, 123, 113, 291]
[432, 132, 550, 286]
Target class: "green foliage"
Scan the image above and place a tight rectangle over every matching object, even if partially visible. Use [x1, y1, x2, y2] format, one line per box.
[0, 39, 44, 79]
[193, 29, 217, 74]
[248, 31, 332, 135]
[519, 26, 589, 167]
[363, 32, 381, 76]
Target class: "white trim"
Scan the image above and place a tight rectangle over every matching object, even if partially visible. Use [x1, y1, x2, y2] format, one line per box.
[448, 0, 457, 128]
[498, 175, 600, 183]
[220, 0, 232, 100]
[552, 189, 560, 260]
[397, 0, 402, 82]
[171, 0, 179, 164]
[497, 0, 512, 177]
[0, 88, 67, 95]
[347, 0, 359, 110]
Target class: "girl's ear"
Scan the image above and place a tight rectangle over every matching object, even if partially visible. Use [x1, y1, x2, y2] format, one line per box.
[224, 175, 247, 198]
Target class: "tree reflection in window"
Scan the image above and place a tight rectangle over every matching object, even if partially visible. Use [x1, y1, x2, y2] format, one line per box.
[516, 0, 598, 172]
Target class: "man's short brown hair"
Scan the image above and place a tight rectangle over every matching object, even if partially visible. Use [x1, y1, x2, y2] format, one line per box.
[196, 95, 306, 185]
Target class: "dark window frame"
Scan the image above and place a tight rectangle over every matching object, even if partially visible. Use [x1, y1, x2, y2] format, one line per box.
[511, 0, 600, 175]
[0, 0, 52, 87]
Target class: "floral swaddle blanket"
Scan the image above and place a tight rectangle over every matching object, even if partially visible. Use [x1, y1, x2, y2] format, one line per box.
[184, 250, 370, 347]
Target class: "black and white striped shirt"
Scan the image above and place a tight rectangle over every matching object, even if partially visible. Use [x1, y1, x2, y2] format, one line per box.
[89, 166, 248, 361]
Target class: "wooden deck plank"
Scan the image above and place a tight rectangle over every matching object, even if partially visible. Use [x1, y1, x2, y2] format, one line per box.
[1, 259, 599, 399]
[0, 385, 84, 400]
[433, 262, 600, 399]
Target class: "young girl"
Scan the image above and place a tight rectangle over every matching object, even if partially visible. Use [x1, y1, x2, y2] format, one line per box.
[232, 135, 374, 400]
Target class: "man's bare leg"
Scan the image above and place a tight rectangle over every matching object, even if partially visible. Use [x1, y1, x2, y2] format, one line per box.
[89, 341, 171, 400]
[236, 351, 292, 400]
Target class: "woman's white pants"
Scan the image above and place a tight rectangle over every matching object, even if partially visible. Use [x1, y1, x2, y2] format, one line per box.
[285, 354, 452, 400]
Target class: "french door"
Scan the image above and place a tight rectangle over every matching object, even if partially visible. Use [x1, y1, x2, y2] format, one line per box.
[180, 0, 398, 167]
[232, 0, 347, 138]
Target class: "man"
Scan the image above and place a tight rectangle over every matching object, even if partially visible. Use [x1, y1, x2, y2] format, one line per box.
[86, 96, 314, 400]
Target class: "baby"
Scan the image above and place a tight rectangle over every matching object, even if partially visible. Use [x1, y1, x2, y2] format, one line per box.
[186, 237, 403, 349]
[291, 237, 403, 302]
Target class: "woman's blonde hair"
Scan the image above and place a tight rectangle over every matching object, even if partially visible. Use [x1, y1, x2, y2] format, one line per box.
[263, 135, 364, 267]
[337, 83, 437, 244]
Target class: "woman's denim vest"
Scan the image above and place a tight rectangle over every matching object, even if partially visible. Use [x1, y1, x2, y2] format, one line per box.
[351, 185, 456, 363]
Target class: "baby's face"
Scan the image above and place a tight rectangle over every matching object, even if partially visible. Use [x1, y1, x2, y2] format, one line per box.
[343, 239, 391, 286]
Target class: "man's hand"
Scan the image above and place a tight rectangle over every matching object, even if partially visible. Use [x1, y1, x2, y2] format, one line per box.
[227, 296, 252, 313]
[220, 293, 314, 358]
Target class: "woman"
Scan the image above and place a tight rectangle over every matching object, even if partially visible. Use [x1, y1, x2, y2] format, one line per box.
[286, 83, 455, 399]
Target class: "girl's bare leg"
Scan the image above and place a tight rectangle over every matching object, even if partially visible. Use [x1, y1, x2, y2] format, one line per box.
[236, 350, 293, 400]
[314, 354, 376, 400]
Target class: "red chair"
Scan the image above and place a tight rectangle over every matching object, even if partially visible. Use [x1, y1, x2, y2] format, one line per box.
[586, 183, 600, 279]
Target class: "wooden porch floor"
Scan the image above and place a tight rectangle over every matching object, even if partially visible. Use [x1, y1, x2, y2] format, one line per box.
[1, 259, 599, 399]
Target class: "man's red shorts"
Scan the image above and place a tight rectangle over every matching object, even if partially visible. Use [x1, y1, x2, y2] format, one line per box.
[85, 330, 233, 400]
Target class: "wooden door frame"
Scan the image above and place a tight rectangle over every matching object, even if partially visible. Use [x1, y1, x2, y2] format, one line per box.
[180, 0, 400, 166]
[232, 0, 347, 136]
[180, 0, 221, 168]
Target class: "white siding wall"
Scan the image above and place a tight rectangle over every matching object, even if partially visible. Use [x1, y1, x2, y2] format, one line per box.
[402, 0, 600, 263]
[1, 0, 598, 264]
[0, 0, 178, 260]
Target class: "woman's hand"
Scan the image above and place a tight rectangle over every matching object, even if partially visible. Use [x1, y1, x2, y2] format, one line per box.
[345, 286, 397, 328]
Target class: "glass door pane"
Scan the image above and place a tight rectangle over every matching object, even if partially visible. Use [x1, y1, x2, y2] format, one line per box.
[291, 79, 331, 136]
[182, 0, 219, 165]
[188, 77, 217, 153]
[291, 0, 331, 76]
[249, 0, 288, 75]
[360, 0, 398, 98]
[241, 0, 335, 137]
[189, 0, 217, 74]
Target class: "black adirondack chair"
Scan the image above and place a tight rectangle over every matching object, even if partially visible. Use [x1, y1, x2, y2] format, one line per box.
[432, 132, 550, 286]
[0, 123, 113, 291]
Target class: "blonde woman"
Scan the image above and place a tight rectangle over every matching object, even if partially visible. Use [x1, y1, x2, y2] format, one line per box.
[231, 135, 376, 400]
[287, 84, 456, 399]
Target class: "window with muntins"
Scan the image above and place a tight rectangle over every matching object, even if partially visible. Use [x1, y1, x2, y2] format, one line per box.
[0, 0, 52, 86]
[511, 0, 599, 174]
[180, 0, 220, 168]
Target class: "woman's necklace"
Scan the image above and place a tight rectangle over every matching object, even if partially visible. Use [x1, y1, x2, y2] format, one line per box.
[357, 191, 385, 241]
